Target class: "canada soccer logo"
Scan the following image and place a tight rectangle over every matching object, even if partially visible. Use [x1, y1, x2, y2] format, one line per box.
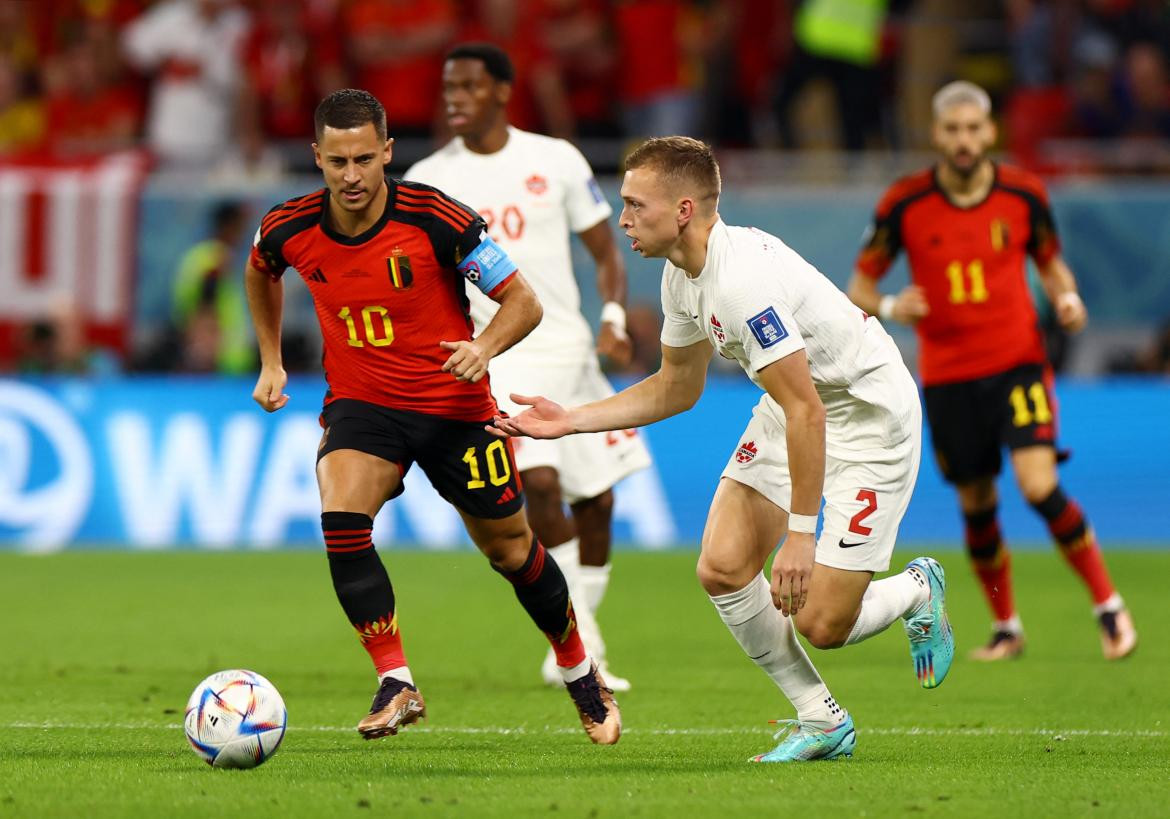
[526, 174, 548, 195]
[710, 314, 725, 343]
[736, 441, 758, 464]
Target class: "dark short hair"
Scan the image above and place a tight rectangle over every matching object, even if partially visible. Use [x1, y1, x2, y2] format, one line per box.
[444, 42, 514, 83]
[625, 136, 721, 206]
[314, 89, 387, 141]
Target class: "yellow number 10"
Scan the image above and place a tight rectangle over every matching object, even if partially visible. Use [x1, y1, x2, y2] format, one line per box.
[462, 441, 512, 489]
[945, 260, 989, 304]
[1009, 382, 1053, 427]
[338, 305, 394, 348]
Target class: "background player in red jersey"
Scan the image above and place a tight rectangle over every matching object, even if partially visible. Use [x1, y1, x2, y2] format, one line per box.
[244, 89, 620, 744]
[847, 81, 1137, 662]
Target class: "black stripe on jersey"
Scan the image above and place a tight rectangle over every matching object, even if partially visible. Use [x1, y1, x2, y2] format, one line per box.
[388, 179, 486, 270]
[395, 179, 479, 227]
[262, 189, 326, 233]
[878, 180, 936, 256]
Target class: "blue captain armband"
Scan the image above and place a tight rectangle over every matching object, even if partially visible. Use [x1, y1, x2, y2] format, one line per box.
[457, 234, 519, 296]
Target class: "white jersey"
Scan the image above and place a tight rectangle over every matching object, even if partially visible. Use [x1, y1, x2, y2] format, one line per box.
[660, 220, 919, 462]
[405, 127, 612, 364]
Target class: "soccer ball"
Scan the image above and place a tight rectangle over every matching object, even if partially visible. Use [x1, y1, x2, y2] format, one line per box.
[184, 669, 287, 769]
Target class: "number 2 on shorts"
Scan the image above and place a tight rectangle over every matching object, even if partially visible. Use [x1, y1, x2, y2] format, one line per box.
[849, 489, 878, 536]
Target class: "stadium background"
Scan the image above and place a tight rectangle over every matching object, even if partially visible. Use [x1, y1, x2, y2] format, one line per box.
[1, 0, 1168, 552]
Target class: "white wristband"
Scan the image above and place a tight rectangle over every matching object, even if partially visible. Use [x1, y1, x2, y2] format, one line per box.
[878, 294, 897, 322]
[600, 301, 628, 337]
[787, 513, 818, 534]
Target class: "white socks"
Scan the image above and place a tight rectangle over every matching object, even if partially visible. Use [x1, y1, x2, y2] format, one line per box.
[546, 538, 606, 661]
[558, 656, 593, 684]
[710, 574, 845, 729]
[579, 563, 611, 613]
[844, 566, 930, 646]
[379, 666, 414, 686]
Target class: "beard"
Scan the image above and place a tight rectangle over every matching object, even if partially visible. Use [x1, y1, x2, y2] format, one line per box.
[945, 151, 984, 179]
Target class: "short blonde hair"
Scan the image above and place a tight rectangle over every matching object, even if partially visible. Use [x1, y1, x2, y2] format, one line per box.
[932, 81, 992, 118]
[624, 136, 721, 207]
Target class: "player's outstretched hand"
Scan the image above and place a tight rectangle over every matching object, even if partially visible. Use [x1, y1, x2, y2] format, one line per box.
[440, 340, 489, 382]
[487, 394, 574, 440]
[771, 532, 815, 616]
[894, 285, 930, 324]
[597, 323, 633, 368]
[252, 366, 289, 413]
[1055, 291, 1088, 333]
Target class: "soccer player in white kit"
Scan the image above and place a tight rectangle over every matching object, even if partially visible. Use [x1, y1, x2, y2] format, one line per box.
[492, 137, 956, 762]
[406, 44, 652, 691]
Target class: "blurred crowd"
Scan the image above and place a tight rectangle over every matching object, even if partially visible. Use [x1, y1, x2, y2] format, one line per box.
[5, 0, 1170, 377]
[0, 0, 1167, 172]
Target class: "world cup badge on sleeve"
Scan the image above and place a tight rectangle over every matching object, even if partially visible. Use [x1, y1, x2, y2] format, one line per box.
[387, 247, 413, 289]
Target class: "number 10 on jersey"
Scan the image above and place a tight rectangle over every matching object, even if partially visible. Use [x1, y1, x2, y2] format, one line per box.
[338, 305, 394, 347]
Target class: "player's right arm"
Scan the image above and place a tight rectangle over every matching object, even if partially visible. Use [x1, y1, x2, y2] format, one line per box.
[847, 181, 930, 325]
[244, 259, 288, 412]
[490, 338, 713, 440]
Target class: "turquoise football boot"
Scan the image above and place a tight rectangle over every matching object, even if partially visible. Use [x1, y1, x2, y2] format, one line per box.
[904, 557, 954, 689]
[749, 715, 856, 763]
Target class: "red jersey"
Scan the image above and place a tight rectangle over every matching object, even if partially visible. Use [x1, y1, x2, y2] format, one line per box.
[250, 177, 516, 421]
[855, 163, 1061, 386]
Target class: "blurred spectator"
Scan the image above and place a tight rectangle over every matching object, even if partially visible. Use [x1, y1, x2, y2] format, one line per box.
[773, 0, 907, 150]
[16, 298, 111, 375]
[701, 0, 785, 146]
[539, 0, 618, 137]
[41, 37, 141, 157]
[343, 0, 457, 137]
[122, 0, 250, 170]
[1108, 316, 1170, 374]
[239, 0, 345, 170]
[457, 0, 573, 136]
[612, 0, 699, 139]
[1069, 29, 1124, 139]
[1120, 42, 1170, 139]
[0, 53, 43, 156]
[171, 201, 254, 374]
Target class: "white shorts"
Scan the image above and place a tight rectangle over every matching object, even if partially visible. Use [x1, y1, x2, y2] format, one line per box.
[721, 397, 922, 573]
[491, 353, 652, 503]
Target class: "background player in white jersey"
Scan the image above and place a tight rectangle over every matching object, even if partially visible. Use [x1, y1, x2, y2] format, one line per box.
[406, 44, 652, 691]
[491, 137, 955, 762]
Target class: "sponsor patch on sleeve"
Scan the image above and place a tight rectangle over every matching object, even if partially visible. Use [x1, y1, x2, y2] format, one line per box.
[747, 307, 789, 348]
[587, 177, 605, 204]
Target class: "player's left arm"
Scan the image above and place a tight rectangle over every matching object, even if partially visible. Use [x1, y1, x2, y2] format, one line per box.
[758, 351, 826, 616]
[442, 272, 543, 382]
[1036, 254, 1088, 333]
[1026, 175, 1087, 333]
[441, 224, 543, 381]
[578, 220, 633, 367]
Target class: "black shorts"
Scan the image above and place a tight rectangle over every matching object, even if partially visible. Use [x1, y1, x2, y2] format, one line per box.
[317, 398, 524, 520]
[923, 363, 1063, 484]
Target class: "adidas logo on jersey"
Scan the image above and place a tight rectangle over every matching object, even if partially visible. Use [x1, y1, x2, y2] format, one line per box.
[736, 441, 758, 463]
[308, 268, 328, 283]
[496, 486, 517, 505]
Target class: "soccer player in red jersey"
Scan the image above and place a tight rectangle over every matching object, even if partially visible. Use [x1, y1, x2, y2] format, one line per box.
[244, 89, 620, 743]
[847, 81, 1137, 661]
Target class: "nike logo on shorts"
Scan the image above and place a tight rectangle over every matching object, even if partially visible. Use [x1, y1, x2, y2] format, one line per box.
[838, 538, 867, 549]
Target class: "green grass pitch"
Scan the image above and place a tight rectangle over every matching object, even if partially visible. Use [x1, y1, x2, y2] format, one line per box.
[0, 549, 1166, 817]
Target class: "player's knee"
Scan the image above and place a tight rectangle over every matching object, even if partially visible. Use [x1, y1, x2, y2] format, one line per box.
[696, 554, 750, 596]
[477, 522, 533, 568]
[794, 609, 850, 649]
[1017, 474, 1058, 505]
[576, 489, 614, 519]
